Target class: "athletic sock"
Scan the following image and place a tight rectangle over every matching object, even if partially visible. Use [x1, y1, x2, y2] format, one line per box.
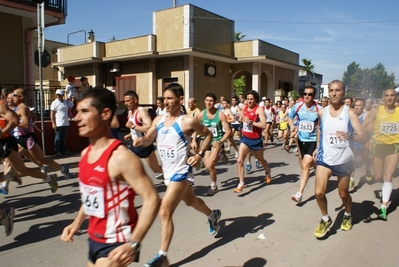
[344, 211, 351, 217]
[322, 215, 330, 222]
[210, 182, 216, 188]
[158, 250, 167, 257]
[382, 182, 392, 203]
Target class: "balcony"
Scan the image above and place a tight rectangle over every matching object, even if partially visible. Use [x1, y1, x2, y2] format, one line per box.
[0, 0, 67, 24]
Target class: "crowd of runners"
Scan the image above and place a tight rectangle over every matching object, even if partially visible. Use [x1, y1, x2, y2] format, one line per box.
[1, 79, 398, 267]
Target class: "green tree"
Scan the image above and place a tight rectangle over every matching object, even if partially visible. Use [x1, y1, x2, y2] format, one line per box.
[342, 62, 395, 98]
[301, 58, 315, 72]
[233, 75, 246, 96]
[289, 90, 300, 100]
[234, 32, 246, 42]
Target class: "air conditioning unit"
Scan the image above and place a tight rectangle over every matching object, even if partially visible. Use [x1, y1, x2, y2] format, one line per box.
[109, 63, 120, 73]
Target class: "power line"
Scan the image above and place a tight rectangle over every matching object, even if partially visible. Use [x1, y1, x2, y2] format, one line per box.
[191, 16, 399, 25]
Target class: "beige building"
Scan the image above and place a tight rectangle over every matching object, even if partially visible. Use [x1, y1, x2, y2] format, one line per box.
[54, 4, 301, 108]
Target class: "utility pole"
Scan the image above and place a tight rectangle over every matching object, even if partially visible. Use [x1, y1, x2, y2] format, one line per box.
[36, 0, 47, 154]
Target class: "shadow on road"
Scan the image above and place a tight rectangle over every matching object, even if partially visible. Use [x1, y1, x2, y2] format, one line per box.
[170, 213, 274, 267]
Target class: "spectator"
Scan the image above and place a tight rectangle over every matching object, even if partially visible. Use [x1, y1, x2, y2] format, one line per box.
[79, 76, 91, 94]
[50, 89, 73, 156]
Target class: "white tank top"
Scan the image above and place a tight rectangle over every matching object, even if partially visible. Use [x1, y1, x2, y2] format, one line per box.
[317, 105, 354, 165]
[156, 114, 194, 181]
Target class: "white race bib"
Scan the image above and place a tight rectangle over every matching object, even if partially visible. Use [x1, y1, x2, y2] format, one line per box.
[158, 144, 176, 162]
[328, 132, 349, 148]
[80, 182, 105, 218]
[243, 122, 253, 132]
[299, 121, 314, 133]
[380, 122, 398, 135]
[208, 126, 218, 137]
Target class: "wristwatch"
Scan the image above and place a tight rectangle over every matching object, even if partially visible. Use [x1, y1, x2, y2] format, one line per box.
[198, 151, 205, 158]
[127, 240, 141, 253]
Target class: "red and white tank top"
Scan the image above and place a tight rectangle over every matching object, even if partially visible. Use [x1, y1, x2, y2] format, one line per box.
[79, 139, 137, 243]
[242, 105, 262, 139]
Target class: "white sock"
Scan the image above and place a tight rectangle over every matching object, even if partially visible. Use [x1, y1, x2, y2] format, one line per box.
[382, 182, 392, 203]
[211, 182, 216, 187]
[322, 215, 330, 222]
[158, 250, 167, 257]
[344, 211, 351, 217]
[296, 192, 302, 197]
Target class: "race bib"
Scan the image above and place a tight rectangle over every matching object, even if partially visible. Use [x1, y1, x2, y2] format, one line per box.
[243, 122, 253, 132]
[80, 182, 105, 218]
[328, 132, 349, 148]
[380, 122, 398, 135]
[158, 144, 176, 162]
[299, 121, 314, 133]
[208, 126, 218, 137]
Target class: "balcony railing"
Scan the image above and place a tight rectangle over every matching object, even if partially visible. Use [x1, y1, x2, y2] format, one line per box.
[10, 0, 67, 16]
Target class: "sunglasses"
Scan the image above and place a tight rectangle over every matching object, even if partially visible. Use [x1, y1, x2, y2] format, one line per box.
[303, 93, 314, 96]
[13, 94, 21, 97]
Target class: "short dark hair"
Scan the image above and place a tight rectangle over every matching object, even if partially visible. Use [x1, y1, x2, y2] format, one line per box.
[344, 96, 353, 103]
[164, 83, 184, 98]
[124, 90, 138, 99]
[246, 90, 259, 103]
[80, 76, 87, 82]
[304, 85, 316, 95]
[157, 96, 164, 102]
[78, 87, 116, 119]
[206, 92, 217, 101]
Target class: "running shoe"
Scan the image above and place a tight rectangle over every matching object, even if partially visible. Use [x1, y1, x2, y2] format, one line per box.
[61, 164, 71, 180]
[379, 207, 387, 221]
[264, 171, 271, 184]
[284, 145, 291, 153]
[0, 184, 9, 195]
[291, 193, 302, 203]
[233, 183, 246, 193]
[208, 209, 221, 235]
[255, 159, 261, 169]
[143, 254, 169, 267]
[365, 174, 373, 182]
[314, 217, 332, 238]
[294, 147, 298, 152]
[245, 163, 252, 173]
[349, 178, 355, 189]
[0, 207, 15, 236]
[47, 174, 58, 193]
[206, 185, 218, 196]
[340, 215, 352, 231]
[224, 147, 231, 154]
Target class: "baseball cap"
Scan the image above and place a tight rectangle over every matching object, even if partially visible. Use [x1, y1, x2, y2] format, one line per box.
[262, 96, 267, 101]
[55, 89, 64, 95]
[67, 75, 75, 82]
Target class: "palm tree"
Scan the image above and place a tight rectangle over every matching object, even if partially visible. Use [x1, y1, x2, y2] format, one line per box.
[301, 58, 315, 72]
[234, 32, 246, 42]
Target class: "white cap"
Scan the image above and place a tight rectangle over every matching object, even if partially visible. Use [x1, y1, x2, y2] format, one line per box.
[109, 89, 116, 93]
[262, 96, 267, 101]
[55, 89, 64, 95]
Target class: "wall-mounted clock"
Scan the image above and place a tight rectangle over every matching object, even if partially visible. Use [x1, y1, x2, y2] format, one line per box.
[205, 64, 216, 77]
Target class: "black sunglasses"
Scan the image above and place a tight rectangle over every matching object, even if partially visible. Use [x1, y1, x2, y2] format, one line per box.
[303, 93, 314, 96]
[13, 94, 21, 97]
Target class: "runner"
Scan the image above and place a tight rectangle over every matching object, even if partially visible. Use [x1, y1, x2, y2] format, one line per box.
[220, 99, 239, 157]
[276, 103, 290, 151]
[234, 90, 271, 192]
[134, 83, 221, 267]
[288, 86, 321, 203]
[230, 96, 243, 158]
[363, 88, 399, 220]
[123, 90, 163, 179]
[263, 98, 275, 147]
[197, 93, 231, 196]
[61, 87, 159, 266]
[313, 80, 366, 238]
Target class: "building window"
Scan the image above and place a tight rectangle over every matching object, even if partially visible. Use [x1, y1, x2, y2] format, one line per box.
[115, 76, 136, 101]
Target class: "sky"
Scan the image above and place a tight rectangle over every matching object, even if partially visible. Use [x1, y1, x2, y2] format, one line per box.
[45, 0, 399, 84]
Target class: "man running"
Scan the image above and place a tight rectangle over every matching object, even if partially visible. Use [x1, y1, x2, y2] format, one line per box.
[123, 90, 163, 179]
[134, 83, 221, 267]
[313, 80, 366, 238]
[263, 98, 275, 146]
[12, 88, 70, 179]
[197, 93, 231, 196]
[363, 88, 399, 220]
[234, 90, 271, 193]
[61, 88, 159, 266]
[288, 86, 321, 203]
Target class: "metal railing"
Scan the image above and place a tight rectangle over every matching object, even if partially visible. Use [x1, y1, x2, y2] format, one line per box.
[14, 0, 67, 16]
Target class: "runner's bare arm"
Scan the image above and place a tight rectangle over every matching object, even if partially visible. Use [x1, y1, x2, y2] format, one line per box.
[347, 109, 367, 143]
[0, 103, 19, 136]
[218, 112, 231, 143]
[60, 206, 87, 243]
[133, 116, 160, 147]
[362, 107, 378, 134]
[254, 106, 267, 129]
[136, 108, 152, 133]
[17, 106, 30, 129]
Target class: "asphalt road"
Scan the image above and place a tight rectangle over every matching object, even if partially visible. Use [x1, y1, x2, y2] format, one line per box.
[1, 140, 398, 267]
